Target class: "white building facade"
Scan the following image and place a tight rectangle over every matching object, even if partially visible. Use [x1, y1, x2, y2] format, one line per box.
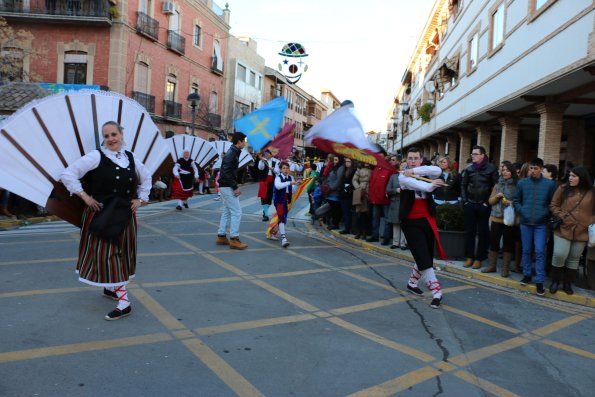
[390, 0, 595, 173]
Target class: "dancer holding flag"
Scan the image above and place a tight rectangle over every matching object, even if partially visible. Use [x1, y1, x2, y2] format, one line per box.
[398, 147, 449, 309]
[272, 161, 297, 247]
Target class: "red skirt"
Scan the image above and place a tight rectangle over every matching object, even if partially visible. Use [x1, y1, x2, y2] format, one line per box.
[257, 175, 274, 199]
[171, 178, 194, 200]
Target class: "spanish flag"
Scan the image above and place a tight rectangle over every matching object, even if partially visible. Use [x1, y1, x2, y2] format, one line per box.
[266, 177, 314, 238]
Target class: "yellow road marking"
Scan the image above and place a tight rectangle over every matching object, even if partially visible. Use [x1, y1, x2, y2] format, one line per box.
[0, 251, 194, 266]
[541, 339, 595, 360]
[182, 339, 265, 397]
[327, 317, 436, 362]
[0, 239, 74, 245]
[329, 296, 409, 316]
[531, 314, 587, 337]
[454, 370, 521, 397]
[0, 333, 172, 363]
[347, 366, 442, 397]
[449, 336, 530, 366]
[196, 314, 316, 336]
[442, 305, 521, 334]
[0, 286, 88, 298]
[141, 276, 243, 288]
[257, 268, 334, 279]
[249, 279, 320, 312]
[129, 287, 187, 331]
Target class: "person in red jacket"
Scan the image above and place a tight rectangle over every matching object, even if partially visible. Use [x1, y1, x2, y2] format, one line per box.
[366, 155, 397, 243]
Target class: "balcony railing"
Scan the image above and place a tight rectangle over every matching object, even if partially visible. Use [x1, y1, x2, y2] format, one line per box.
[210, 57, 224, 75]
[0, 0, 111, 23]
[136, 11, 159, 41]
[208, 113, 221, 128]
[167, 30, 185, 55]
[163, 100, 182, 119]
[131, 91, 155, 114]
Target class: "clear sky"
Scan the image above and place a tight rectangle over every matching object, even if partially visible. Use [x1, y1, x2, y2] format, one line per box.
[227, 0, 436, 132]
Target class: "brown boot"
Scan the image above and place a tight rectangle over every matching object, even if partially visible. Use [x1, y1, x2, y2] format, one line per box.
[463, 258, 473, 268]
[229, 237, 248, 250]
[511, 241, 522, 273]
[501, 252, 512, 277]
[216, 235, 229, 245]
[472, 260, 482, 269]
[482, 251, 498, 273]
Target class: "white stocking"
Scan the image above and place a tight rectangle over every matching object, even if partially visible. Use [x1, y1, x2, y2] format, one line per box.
[115, 285, 130, 310]
[421, 267, 442, 299]
[408, 264, 422, 288]
[278, 222, 286, 237]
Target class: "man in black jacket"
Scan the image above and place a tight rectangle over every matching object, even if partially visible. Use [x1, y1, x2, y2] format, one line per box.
[216, 132, 248, 250]
[461, 145, 499, 269]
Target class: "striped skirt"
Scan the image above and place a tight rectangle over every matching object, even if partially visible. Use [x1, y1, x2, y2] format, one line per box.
[76, 206, 137, 287]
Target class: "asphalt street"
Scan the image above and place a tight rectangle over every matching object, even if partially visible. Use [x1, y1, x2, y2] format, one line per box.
[1, 182, 594, 397]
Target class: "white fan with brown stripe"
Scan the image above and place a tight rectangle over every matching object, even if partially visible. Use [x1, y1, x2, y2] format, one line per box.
[0, 90, 169, 226]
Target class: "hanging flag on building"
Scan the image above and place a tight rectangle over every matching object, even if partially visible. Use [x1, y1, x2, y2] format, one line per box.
[305, 102, 392, 170]
[234, 97, 288, 152]
[263, 122, 295, 159]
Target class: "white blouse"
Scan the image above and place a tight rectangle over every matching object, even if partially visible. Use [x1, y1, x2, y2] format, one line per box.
[399, 165, 442, 198]
[60, 148, 152, 201]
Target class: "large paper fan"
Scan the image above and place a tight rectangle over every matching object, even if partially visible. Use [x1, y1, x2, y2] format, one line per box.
[0, 90, 169, 226]
[211, 141, 253, 169]
[167, 135, 218, 168]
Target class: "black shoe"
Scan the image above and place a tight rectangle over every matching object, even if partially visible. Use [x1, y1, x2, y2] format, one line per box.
[381, 239, 390, 246]
[262, 215, 269, 222]
[407, 284, 424, 296]
[401, 245, 408, 251]
[327, 225, 338, 230]
[105, 306, 132, 321]
[520, 276, 531, 286]
[183, 202, 189, 208]
[549, 281, 559, 294]
[390, 245, 399, 249]
[430, 298, 442, 309]
[563, 283, 574, 295]
[176, 205, 182, 211]
[103, 288, 118, 301]
[366, 237, 379, 242]
[536, 283, 545, 296]
[339, 230, 350, 235]
[353, 234, 361, 239]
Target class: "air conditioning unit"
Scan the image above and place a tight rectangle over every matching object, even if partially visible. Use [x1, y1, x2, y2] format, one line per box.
[162, 1, 175, 14]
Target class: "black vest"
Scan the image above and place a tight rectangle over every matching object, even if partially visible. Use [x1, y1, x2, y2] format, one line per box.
[258, 159, 277, 181]
[177, 157, 195, 189]
[86, 150, 137, 201]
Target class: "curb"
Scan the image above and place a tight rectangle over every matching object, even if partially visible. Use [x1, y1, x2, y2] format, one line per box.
[325, 228, 595, 309]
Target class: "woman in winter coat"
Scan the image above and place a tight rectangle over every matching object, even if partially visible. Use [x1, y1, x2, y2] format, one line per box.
[352, 163, 372, 239]
[339, 158, 356, 234]
[324, 156, 344, 230]
[549, 166, 595, 294]
[483, 161, 518, 276]
[386, 160, 407, 249]
[433, 156, 461, 205]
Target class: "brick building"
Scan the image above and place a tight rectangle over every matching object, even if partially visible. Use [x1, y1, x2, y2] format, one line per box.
[0, 0, 230, 140]
[389, 0, 595, 174]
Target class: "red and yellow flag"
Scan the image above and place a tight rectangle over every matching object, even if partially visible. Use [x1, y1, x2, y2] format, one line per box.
[266, 177, 314, 238]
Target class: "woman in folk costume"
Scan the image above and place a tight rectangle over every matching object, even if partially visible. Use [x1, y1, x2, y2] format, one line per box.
[398, 147, 449, 309]
[60, 121, 152, 320]
[172, 149, 199, 210]
[274, 161, 297, 248]
[257, 149, 280, 221]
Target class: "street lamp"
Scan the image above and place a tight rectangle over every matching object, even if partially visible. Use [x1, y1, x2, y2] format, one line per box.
[391, 116, 398, 155]
[398, 102, 410, 157]
[187, 92, 200, 136]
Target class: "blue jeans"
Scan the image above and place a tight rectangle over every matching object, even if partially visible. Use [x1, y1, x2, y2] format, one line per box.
[217, 187, 242, 238]
[520, 223, 547, 283]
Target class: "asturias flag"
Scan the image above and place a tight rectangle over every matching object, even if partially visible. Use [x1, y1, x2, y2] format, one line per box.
[305, 103, 392, 171]
[234, 97, 288, 152]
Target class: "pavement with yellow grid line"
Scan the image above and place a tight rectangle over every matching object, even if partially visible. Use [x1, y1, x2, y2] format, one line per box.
[1, 185, 594, 396]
